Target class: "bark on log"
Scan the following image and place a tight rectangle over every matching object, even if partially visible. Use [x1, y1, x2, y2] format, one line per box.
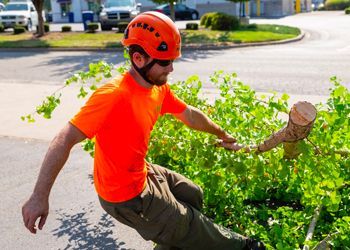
[256, 101, 317, 154]
[219, 101, 317, 158]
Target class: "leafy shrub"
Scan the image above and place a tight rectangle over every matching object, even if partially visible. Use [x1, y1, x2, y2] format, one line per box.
[61, 26, 71, 32]
[210, 12, 240, 31]
[117, 22, 128, 33]
[87, 22, 99, 33]
[44, 23, 50, 32]
[325, 0, 350, 10]
[240, 23, 258, 30]
[345, 6, 350, 13]
[13, 26, 26, 34]
[0, 23, 4, 33]
[186, 22, 199, 30]
[200, 12, 216, 28]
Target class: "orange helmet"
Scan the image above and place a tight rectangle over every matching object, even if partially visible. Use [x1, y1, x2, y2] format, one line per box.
[122, 11, 181, 60]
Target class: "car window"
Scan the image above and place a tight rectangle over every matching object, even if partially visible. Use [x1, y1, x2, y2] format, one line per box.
[176, 4, 187, 11]
[4, 3, 29, 11]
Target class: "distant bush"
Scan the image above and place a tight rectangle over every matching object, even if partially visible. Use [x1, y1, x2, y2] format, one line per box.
[44, 23, 50, 32]
[37, 23, 50, 33]
[200, 12, 216, 28]
[87, 22, 99, 33]
[241, 23, 258, 30]
[346, 6, 350, 13]
[210, 12, 240, 31]
[61, 26, 71, 32]
[325, 0, 350, 10]
[186, 22, 199, 30]
[13, 26, 26, 34]
[0, 23, 4, 33]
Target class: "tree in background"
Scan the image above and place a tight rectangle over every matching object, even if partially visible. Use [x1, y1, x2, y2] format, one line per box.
[32, 0, 45, 37]
[226, 0, 250, 18]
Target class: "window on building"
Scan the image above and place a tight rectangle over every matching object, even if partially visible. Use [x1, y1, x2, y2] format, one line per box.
[60, 2, 71, 17]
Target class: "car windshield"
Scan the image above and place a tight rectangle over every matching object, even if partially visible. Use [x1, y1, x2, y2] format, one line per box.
[4, 4, 28, 11]
[105, 0, 134, 8]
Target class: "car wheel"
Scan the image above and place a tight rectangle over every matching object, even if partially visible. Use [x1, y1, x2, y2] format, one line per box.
[191, 13, 198, 20]
[26, 19, 32, 31]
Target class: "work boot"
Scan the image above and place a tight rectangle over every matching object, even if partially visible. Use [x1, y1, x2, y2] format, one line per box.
[244, 238, 266, 250]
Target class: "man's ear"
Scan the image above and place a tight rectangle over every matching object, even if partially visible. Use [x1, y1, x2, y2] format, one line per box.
[132, 52, 148, 68]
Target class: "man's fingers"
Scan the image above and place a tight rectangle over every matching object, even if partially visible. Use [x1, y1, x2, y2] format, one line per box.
[38, 214, 48, 230]
[26, 216, 38, 234]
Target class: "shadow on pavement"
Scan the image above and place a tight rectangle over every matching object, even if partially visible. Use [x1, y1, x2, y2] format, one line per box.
[52, 207, 129, 250]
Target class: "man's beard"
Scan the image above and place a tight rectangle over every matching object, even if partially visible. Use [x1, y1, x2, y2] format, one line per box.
[147, 73, 168, 86]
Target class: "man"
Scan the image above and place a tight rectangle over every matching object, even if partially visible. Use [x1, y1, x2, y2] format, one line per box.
[22, 12, 265, 250]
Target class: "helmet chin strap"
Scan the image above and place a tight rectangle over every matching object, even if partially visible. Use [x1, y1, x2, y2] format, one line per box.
[131, 60, 158, 85]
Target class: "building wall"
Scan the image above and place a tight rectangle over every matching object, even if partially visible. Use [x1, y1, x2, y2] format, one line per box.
[51, 0, 95, 23]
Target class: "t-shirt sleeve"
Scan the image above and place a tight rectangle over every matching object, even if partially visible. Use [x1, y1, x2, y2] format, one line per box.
[70, 84, 118, 138]
[160, 84, 187, 115]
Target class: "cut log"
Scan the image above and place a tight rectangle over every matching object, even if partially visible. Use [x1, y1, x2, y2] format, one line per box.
[257, 101, 317, 153]
[218, 101, 317, 159]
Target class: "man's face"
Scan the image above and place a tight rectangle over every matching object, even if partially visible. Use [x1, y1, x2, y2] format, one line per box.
[145, 59, 174, 86]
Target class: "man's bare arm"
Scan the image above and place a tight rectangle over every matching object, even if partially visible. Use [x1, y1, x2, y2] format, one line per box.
[22, 122, 86, 234]
[173, 105, 236, 142]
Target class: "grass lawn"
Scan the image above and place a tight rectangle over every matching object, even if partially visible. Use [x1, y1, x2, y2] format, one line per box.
[0, 24, 300, 48]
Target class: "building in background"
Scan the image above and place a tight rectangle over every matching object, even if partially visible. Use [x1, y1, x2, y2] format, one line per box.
[49, 0, 311, 23]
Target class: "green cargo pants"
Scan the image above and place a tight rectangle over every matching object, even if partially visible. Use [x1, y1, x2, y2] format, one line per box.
[99, 164, 247, 250]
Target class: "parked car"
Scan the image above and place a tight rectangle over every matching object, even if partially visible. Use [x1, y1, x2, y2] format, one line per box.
[99, 0, 141, 31]
[0, 1, 44, 30]
[152, 3, 199, 20]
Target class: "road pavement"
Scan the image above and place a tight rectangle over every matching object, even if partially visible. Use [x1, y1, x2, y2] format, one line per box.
[0, 11, 348, 250]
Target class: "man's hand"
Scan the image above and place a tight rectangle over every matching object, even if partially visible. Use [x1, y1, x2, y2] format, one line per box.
[216, 132, 246, 151]
[22, 194, 49, 234]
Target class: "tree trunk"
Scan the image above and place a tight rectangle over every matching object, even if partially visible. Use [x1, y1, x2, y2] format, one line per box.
[169, 2, 175, 21]
[219, 101, 317, 158]
[32, 0, 45, 37]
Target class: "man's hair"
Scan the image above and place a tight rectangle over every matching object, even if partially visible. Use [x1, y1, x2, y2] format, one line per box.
[128, 45, 150, 60]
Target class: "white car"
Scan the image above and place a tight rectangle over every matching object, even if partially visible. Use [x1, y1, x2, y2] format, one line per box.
[0, 1, 40, 30]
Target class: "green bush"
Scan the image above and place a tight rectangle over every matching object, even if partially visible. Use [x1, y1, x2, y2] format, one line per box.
[210, 12, 240, 31]
[240, 23, 258, 30]
[200, 12, 216, 28]
[87, 22, 99, 33]
[13, 26, 26, 34]
[345, 6, 350, 13]
[37, 23, 50, 32]
[186, 22, 199, 30]
[0, 23, 4, 33]
[44, 23, 50, 32]
[117, 22, 128, 33]
[325, 0, 350, 10]
[61, 26, 71, 32]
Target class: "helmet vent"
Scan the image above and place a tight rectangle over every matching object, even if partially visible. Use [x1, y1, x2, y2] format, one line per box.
[157, 41, 168, 51]
[124, 28, 129, 39]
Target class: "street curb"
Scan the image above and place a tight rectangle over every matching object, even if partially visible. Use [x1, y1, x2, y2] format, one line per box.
[182, 30, 305, 51]
[0, 30, 305, 52]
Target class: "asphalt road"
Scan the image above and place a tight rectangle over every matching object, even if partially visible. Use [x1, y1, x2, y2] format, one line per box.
[0, 11, 349, 250]
[0, 11, 349, 95]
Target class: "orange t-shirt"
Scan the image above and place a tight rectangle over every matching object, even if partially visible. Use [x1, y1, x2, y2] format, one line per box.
[70, 72, 187, 202]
